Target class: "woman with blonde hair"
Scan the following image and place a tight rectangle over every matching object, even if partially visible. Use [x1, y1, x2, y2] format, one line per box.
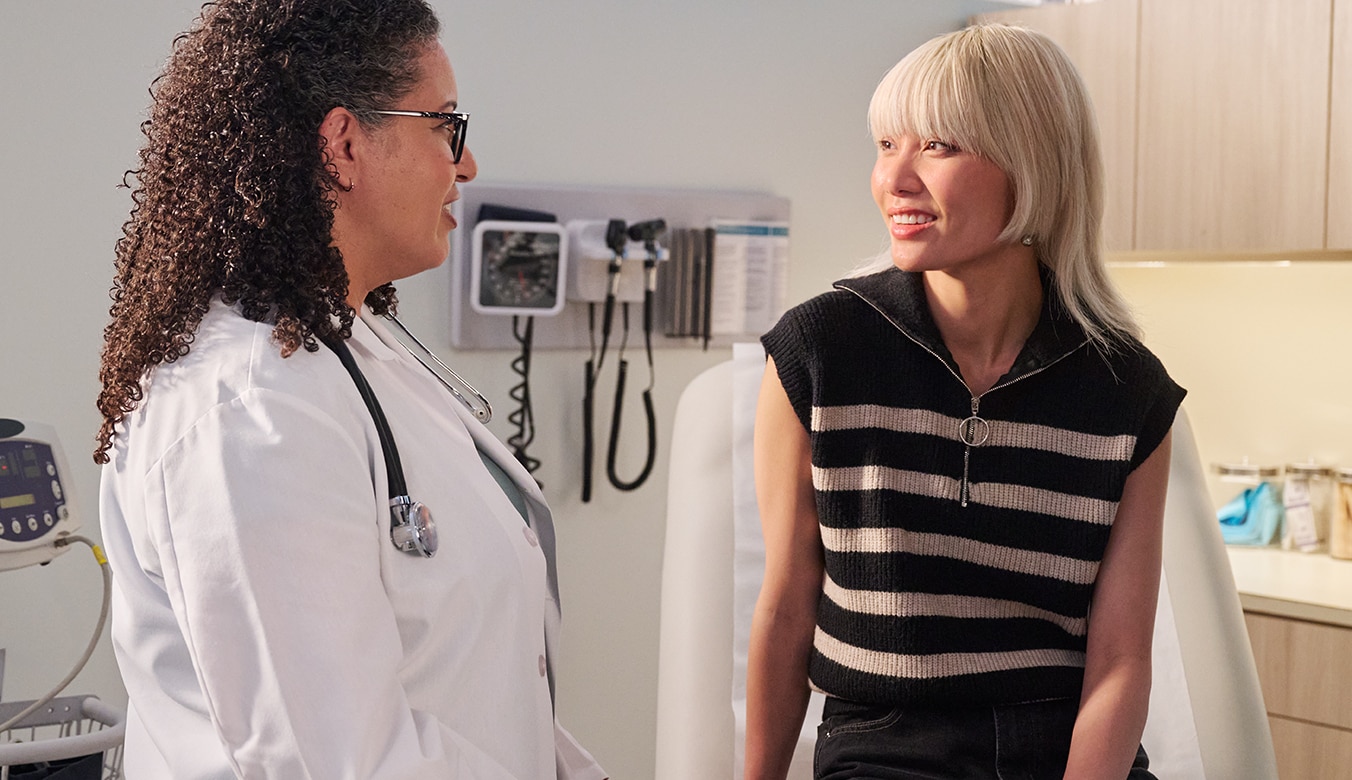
[746, 24, 1180, 779]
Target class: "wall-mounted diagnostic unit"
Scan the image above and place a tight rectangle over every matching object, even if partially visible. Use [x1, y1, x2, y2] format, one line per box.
[444, 183, 791, 501]
[449, 183, 790, 351]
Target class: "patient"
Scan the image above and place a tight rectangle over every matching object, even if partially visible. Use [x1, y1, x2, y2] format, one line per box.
[745, 24, 1184, 780]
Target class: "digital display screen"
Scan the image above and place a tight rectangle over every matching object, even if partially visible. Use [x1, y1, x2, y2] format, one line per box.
[0, 493, 36, 510]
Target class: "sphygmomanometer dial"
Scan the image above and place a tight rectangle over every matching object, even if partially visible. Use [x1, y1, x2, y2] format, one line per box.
[470, 220, 569, 317]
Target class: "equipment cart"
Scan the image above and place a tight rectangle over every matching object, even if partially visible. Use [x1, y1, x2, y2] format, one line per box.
[0, 696, 124, 779]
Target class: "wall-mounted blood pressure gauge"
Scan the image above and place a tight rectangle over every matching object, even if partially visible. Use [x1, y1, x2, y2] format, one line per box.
[470, 220, 569, 317]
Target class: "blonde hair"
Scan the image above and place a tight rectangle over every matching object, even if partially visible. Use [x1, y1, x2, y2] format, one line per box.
[864, 23, 1138, 347]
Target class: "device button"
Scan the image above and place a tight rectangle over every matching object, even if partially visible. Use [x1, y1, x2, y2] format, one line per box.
[27, 516, 39, 531]
[43, 512, 54, 527]
[51, 480, 63, 500]
[10, 520, 19, 535]
[46, 462, 55, 476]
[58, 505, 69, 520]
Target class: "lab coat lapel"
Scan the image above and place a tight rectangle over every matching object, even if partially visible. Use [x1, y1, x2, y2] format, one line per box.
[357, 311, 562, 606]
[443, 386, 565, 710]
[450, 400, 561, 603]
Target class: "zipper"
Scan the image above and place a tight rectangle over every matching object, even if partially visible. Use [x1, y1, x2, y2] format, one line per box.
[960, 396, 980, 506]
[840, 287, 1090, 508]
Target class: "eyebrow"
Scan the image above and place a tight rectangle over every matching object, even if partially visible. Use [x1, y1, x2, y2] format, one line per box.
[439, 99, 458, 111]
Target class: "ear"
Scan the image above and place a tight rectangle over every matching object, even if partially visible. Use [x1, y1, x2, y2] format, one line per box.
[319, 106, 361, 191]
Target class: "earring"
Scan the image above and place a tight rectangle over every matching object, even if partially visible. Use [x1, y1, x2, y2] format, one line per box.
[1020, 234, 1034, 246]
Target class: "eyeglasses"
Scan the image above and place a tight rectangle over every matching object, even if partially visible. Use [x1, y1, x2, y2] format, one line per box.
[372, 110, 470, 163]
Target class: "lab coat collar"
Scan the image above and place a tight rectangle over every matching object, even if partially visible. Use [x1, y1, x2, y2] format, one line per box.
[348, 310, 403, 362]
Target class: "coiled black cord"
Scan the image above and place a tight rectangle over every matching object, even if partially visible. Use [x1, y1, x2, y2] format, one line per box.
[507, 315, 540, 477]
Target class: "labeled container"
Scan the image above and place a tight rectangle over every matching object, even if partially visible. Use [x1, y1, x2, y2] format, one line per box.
[1331, 468, 1352, 560]
[1214, 462, 1283, 546]
[1281, 462, 1332, 553]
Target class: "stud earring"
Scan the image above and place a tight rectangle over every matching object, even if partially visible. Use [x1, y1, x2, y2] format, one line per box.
[1020, 235, 1034, 246]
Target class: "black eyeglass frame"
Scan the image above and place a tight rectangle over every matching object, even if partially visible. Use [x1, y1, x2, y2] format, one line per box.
[371, 109, 470, 163]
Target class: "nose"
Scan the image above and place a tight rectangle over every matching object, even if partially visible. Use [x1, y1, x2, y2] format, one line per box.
[456, 145, 478, 183]
[874, 149, 921, 196]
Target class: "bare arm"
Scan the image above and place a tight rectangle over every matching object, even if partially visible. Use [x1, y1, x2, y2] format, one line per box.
[1064, 431, 1172, 779]
[743, 357, 825, 780]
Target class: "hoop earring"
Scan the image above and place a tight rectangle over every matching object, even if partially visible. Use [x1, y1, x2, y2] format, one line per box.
[1020, 234, 1034, 246]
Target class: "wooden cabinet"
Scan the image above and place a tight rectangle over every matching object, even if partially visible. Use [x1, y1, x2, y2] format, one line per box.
[1244, 612, 1352, 779]
[1136, 0, 1331, 251]
[974, 0, 1346, 254]
[1330, 0, 1352, 249]
[972, 0, 1139, 252]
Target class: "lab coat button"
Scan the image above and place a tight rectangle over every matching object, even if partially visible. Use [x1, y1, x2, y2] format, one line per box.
[538, 654, 547, 677]
[523, 526, 539, 547]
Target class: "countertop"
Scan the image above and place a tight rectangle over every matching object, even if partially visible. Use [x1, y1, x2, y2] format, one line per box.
[1226, 546, 1352, 628]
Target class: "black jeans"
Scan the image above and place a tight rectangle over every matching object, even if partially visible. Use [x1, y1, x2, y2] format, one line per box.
[814, 696, 1155, 780]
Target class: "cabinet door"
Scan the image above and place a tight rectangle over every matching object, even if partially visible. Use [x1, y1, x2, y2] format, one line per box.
[972, 0, 1139, 252]
[1136, 0, 1331, 251]
[1329, 0, 1352, 249]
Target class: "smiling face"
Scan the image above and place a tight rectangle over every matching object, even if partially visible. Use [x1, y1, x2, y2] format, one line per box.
[326, 41, 478, 307]
[871, 133, 1018, 276]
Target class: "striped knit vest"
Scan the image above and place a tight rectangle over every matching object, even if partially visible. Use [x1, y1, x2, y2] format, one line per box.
[761, 268, 1184, 707]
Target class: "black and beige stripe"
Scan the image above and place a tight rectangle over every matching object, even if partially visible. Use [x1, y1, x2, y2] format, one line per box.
[762, 269, 1184, 707]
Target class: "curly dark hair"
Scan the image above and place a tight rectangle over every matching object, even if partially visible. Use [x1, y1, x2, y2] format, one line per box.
[94, 0, 440, 463]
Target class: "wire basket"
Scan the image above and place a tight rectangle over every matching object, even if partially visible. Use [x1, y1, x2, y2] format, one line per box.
[0, 696, 124, 780]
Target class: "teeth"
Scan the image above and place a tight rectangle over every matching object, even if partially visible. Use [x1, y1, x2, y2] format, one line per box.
[892, 213, 935, 225]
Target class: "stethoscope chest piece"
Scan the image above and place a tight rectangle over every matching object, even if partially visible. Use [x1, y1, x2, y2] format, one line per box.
[390, 496, 437, 558]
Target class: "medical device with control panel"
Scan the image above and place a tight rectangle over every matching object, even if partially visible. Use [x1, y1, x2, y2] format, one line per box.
[0, 419, 78, 572]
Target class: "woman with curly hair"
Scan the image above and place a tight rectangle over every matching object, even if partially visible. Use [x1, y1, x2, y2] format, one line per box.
[95, 1, 604, 777]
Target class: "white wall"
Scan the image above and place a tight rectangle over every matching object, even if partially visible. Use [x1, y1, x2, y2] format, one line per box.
[0, 2, 1002, 777]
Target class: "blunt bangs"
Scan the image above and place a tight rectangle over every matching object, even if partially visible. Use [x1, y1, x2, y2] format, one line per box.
[868, 32, 1000, 170]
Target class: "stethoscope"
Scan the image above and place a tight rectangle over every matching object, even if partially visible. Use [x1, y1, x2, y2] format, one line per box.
[321, 314, 493, 558]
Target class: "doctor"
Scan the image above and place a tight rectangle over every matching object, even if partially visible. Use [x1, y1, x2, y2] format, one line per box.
[94, 1, 604, 778]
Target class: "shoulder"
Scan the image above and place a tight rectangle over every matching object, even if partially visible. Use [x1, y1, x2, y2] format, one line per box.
[765, 289, 877, 351]
[1095, 336, 1180, 395]
[120, 302, 360, 464]
[1088, 336, 1187, 467]
[155, 302, 345, 402]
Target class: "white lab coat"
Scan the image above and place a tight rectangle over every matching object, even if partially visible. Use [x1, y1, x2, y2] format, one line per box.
[99, 301, 605, 780]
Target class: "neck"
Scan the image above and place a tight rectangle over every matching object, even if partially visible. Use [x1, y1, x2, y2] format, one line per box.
[332, 217, 373, 312]
[923, 255, 1043, 395]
